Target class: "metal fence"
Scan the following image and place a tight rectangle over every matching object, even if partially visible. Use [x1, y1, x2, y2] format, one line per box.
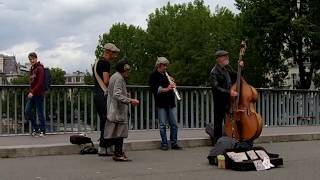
[0, 85, 319, 135]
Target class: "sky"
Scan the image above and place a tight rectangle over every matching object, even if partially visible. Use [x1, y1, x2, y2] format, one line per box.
[0, 0, 237, 73]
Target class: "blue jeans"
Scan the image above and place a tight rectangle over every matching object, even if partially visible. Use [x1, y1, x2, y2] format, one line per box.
[25, 96, 46, 133]
[158, 107, 178, 146]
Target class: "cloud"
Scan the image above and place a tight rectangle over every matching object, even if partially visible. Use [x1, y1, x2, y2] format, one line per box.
[40, 36, 92, 72]
[1, 41, 40, 59]
[0, 0, 237, 73]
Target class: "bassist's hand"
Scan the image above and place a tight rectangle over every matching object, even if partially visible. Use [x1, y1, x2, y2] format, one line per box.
[239, 60, 244, 67]
[230, 89, 238, 97]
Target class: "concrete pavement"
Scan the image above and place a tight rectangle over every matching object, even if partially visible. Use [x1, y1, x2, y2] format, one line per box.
[1, 126, 320, 158]
[1, 141, 320, 180]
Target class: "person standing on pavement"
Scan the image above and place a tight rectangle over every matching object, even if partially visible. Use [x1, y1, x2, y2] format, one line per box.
[149, 57, 183, 151]
[24, 52, 46, 137]
[104, 59, 139, 161]
[93, 43, 120, 156]
[210, 50, 244, 145]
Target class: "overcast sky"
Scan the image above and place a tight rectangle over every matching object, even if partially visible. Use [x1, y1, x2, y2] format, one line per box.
[0, 0, 237, 73]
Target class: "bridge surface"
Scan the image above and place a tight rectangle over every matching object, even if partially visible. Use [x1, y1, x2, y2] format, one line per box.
[1, 126, 320, 158]
[1, 141, 320, 180]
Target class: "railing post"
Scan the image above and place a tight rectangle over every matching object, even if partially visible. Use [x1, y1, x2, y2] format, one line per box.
[1, 85, 320, 135]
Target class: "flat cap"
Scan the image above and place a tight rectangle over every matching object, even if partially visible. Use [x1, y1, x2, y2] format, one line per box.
[103, 43, 120, 52]
[215, 50, 229, 58]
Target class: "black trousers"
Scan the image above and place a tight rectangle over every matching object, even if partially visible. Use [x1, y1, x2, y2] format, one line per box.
[213, 109, 226, 139]
[93, 89, 108, 147]
[109, 138, 124, 156]
[213, 102, 228, 140]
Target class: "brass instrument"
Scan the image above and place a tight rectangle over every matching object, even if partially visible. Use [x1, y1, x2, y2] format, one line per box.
[165, 72, 182, 101]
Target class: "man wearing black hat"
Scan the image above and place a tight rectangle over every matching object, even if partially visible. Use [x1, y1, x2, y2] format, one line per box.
[93, 43, 120, 156]
[210, 50, 244, 145]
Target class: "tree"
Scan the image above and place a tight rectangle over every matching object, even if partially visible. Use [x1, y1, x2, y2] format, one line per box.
[314, 73, 320, 89]
[95, 23, 152, 85]
[146, 0, 242, 86]
[10, 74, 29, 85]
[84, 71, 94, 85]
[50, 67, 66, 85]
[236, 0, 320, 89]
[235, 0, 291, 88]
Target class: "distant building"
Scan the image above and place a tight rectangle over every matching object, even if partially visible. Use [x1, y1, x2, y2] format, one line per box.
[284, 58, 315, 89]
[18, 62, 31, 75]
[0, 54, 28, 85]
[65, 71, 85, 84]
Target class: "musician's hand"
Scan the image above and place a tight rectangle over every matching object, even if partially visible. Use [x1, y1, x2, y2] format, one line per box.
[169, 83, 176, 89]
[130, 99, 139, 106]
[28, 92, 33, 99]
[230, 89, 238, 97]
[239, 60, 244, 67]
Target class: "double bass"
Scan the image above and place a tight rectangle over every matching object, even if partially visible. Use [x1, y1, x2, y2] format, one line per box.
[224, 41, 263, 142]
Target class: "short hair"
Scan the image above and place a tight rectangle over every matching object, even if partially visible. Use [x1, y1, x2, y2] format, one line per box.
[155, 57, 169, 67]
[28, 52, 37, 59]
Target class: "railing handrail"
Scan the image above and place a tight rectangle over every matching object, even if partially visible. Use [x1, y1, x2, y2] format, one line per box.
[1, 85, 320, 92]
[0, 84, 319, 135]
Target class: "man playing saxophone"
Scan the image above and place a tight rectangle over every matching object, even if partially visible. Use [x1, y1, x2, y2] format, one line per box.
[149, 57, 183, 151]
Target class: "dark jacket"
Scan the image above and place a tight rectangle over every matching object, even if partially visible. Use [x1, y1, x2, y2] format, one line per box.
[29, 62, 45, 96]
[149, 70, 176, 108]
[210, 64, 237, 111]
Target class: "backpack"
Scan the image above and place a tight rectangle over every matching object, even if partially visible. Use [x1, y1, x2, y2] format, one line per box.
[70, 134, 93, 145]
[70, 134, 98, 155]
[43, 68, 51, 91]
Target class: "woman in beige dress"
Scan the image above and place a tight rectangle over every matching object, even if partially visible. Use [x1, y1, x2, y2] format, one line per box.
[104, 59, 139, 161]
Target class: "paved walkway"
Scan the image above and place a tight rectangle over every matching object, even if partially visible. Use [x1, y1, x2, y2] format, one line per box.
[1, 126, 320, 158]
[2, 141, 320, 180]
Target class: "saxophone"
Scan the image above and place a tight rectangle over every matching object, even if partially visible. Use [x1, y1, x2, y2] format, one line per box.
[165, 72, 182, 101]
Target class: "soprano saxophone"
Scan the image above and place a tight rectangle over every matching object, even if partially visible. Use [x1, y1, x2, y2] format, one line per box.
[165, 72, 182, 101]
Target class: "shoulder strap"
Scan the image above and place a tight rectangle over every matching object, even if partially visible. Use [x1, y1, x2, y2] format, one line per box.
[93, 59, 108, 95]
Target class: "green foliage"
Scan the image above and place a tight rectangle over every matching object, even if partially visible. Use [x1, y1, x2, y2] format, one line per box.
[314, 72, 320, 89]
[235, 0, 292, 88]
[236, 0, 320, 89]
[146, 0, 241, 86]
[50, 67, 66, 85]
[96, 23, 152, 85]
[11, 67, 66, 85]
[10, 74, 29, 84]
[84, 71, 94, 85]
[93, 0, 319, 88]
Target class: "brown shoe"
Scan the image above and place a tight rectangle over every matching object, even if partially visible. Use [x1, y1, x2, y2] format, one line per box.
[171, 144, 183, 150]
[112, 152, 131, 162]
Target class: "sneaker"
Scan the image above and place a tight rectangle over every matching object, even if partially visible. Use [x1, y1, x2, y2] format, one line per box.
[98, 147, 106, 155]
[39, 132, 46, 137]
[98, 147, 113, 156]
[106, 146, 114, 156]
[160, 144, 169, 151]
[31, 131, 39, 137]
[171, 144, 183, 150]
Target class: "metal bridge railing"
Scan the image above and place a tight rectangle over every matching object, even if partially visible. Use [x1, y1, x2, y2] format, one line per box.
[0, 85, 319, 135]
